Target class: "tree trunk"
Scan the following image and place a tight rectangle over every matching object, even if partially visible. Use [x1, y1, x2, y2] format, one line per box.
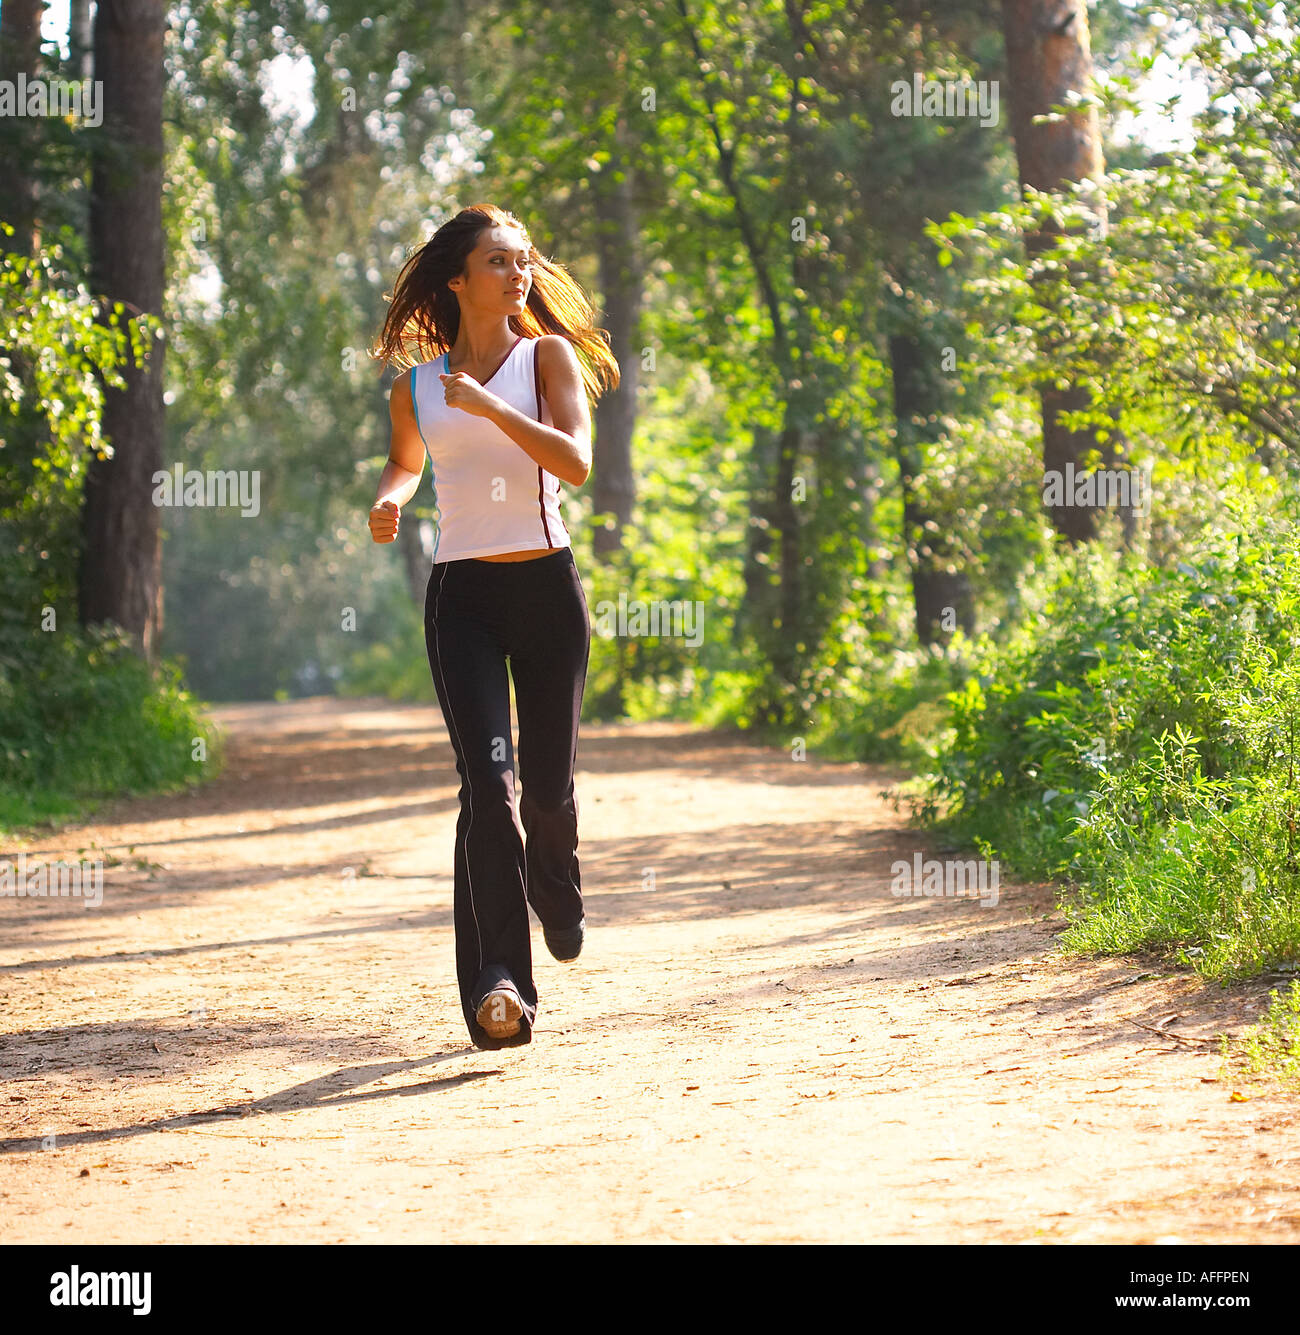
[69, 0, 93, 81]
[770, 418, 804, 688]
[590, 139, 642, 559]
[861, 454, 887, 585]
[740, 424, 777, 636]
[888, 331, 974, 646]
[0, 0, 44, 256]
[1002, 0, 1125, 543]
[675, 0, 805, 716]
[78, 0, 167, 659]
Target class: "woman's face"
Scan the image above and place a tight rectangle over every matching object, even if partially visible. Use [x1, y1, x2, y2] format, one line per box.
[449, 225, 532, 312]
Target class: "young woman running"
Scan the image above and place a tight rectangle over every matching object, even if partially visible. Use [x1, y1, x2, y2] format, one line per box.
[368, 204, 620, 1051]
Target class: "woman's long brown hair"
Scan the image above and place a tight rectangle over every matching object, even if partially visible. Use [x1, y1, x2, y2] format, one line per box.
[371, 203, 620, 404]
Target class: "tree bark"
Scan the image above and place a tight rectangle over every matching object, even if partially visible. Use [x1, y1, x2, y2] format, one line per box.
[69, 0, 93, 81]
[78, 0, 167, 659]
[1002, 0, 1125, 543]
[740, 424, 777, 636]
[770, 418, 804, 687]
[590, 143, 642, 559]
[0, 0, 44, 256]
[888, 330, 974, 646]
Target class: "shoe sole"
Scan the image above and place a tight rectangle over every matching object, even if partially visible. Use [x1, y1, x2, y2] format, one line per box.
[476, 987, 524, 1039]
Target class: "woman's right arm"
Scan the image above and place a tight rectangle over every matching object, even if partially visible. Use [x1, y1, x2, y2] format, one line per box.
[368, 369, 427, 544]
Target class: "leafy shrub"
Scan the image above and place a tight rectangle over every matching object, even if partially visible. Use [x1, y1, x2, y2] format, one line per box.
[913, 512, 1300, 980]
[0, 625, 221, 832]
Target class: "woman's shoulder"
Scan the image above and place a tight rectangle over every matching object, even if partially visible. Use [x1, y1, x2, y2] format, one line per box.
[532, 333, 580, 379]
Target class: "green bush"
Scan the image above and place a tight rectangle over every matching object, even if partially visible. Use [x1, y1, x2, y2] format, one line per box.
[912, 511, 1300, 981]
[1226, 981, 1300, 1090]
[1065, 639, 1300, 980]
[0, 625, 221, 833]
[336, 588, 436, 703]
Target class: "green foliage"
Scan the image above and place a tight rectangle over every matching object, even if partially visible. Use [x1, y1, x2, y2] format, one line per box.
[337, 588, 435, 703]
[808, 645, 970, 766]
[0, 238, 213, 833]
[1063, 633, 1300, 980]
[0, 625, 220, 835]
[1225, 980, 1300, 1090]
[915, 502, 1300, 980]
[933, 0, 1300, 467]
[0, 233, 144, 647]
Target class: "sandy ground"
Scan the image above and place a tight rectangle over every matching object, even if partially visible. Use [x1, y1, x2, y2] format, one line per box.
[1, 696, 1297, 1244]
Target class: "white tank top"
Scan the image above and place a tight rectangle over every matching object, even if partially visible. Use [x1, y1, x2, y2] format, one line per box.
[409, 333, 572, 563]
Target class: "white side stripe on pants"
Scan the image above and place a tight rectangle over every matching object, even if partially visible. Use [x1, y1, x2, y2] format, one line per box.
[431, 563, 484, 979]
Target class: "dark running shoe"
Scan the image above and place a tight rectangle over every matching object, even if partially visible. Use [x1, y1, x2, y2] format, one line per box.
[543, 915, 585, 962]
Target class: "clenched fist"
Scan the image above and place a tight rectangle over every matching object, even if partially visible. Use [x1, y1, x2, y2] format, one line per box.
[439, 371, 500, 419]
[369, 499, 400, 543]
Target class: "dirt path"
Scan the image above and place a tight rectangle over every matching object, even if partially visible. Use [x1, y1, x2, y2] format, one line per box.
[1, 697, 1297, 1243]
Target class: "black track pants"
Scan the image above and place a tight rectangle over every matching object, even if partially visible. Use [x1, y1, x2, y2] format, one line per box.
[423, 546, 591, 1050]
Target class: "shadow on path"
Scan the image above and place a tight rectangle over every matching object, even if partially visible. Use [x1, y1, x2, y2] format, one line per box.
[0, 1047, 495, 1156]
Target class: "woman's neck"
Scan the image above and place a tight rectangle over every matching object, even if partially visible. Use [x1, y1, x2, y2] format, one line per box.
[448, 318, 519, 368]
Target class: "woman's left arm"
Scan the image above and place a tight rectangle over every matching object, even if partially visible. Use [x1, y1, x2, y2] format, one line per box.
[439, 335, 593, 487]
